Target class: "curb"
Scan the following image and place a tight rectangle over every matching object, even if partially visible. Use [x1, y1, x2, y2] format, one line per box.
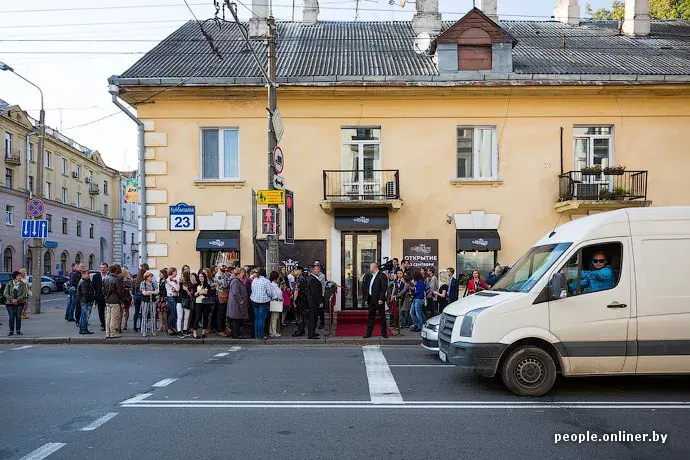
[0, 336, 422, 346]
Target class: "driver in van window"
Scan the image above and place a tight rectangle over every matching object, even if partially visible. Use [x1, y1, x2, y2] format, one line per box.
[576, 251, 615, 293]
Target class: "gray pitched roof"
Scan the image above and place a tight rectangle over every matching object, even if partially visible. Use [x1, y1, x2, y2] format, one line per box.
[118, 19, 690, 81]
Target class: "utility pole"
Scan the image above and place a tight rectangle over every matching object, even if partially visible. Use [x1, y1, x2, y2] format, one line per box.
[226, 1, 280, 273]
[266, 13, 280, 274]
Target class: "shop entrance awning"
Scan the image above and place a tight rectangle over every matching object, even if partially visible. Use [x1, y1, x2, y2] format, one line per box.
[334, 209, 389, 231]
[196, 230, 240, 251]
[456, 230, 501, 251]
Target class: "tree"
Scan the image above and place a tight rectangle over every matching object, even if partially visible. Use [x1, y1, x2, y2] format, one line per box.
[649, 0, 690, 19]
[585, 1, 624, 20]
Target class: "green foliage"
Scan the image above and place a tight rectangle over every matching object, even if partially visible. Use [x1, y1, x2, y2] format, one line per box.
[587, 0, 689, 20]
[586, 1, 624, 20]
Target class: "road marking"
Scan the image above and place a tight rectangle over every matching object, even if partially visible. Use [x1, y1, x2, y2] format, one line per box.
[12, 345, 34, 351]
[389, 364, 454, 368]
[81, 412, 118, 431]
[120, 392, 153, 404]
[18, 442, 66, 460]
[228, 346, 241, 352]
[214, 352, 229, 357]
[120, 402, 690, 409]
[362, 345, 403, 404]
[152, 378, 178, 388]
[122, 400, 690, 405]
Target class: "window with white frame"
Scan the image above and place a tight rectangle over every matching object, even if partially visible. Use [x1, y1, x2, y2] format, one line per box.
[77, 220, 82, 237]
[45, 181, 51, 199]
[456, 126, 498, 179]
[61, 158, 68, 175]
[4, 168, 12, 189]
[201, 128, 240, 179]
[61, 187, 68, 204]
[45, 151, 51, 168]
[103, 180, 108, 195]
[573, 126, 613, 170]
[5, 205, 14, 225]
[4, 132, 11, 156]
[46, 214, 52, 232]
[76, 192, 81, 208]
[89, 196, 94, 211]
[89, 223, 94, 238]
[28, 176, 34, 194]
[75, 165, 81, 179]
[28, 143, 34, 162]
[103, 204, 108, 217]
[62, 217, 68, 234]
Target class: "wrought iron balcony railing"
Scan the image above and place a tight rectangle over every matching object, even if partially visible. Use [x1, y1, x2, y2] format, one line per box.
[323, 170, 400, 201]
[558, 170, 648, 202]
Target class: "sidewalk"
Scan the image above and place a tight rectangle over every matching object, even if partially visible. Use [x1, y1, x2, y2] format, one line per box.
[0, 304, 423, 346]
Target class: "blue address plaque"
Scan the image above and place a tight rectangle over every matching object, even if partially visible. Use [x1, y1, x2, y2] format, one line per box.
[169, 202, 195, 231]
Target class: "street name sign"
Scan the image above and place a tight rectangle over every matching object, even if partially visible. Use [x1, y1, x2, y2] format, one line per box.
[169, 202, 195, 231]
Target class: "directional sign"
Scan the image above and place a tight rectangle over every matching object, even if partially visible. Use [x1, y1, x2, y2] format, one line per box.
[272, 174, 285, 190]
[21, 219, 48, 239]
[44, 241, 58, 249]
[262, 208, 277, 235]
[169, 202, 195, 231]
[271, 108, 284, 144]
[27, 199, 45, 218]
[257, 189, 285, 205]
[272, 145, 284, 174]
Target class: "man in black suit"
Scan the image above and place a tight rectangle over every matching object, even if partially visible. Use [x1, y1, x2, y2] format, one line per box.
[363, 263, 389, 338]
[92, 263, 108, 331]
[306, 264, 324, 340]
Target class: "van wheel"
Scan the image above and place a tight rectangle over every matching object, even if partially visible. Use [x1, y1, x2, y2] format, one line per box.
[41, 286, 50, 294]
[501, 346, 556, 397]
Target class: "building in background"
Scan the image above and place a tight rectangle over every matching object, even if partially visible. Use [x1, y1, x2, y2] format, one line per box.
[110, 0, 690, 309]
[1, 98, 125, 275]
[113, 171, 141, 272]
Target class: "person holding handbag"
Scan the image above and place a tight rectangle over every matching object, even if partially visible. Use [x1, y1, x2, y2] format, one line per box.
[192, 272, 213, 339]
[268, 271, 284, 338]
[140, 272, 159, 337]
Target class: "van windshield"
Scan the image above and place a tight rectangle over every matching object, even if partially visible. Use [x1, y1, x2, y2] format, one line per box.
[492, 243, 571, 293]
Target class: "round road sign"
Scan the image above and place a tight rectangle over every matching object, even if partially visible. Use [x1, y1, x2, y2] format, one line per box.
[273, 145, 284, 174]
[27, 199, 45, 218]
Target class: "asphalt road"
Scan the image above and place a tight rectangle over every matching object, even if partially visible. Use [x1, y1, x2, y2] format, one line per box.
[1, 344, 689, 460]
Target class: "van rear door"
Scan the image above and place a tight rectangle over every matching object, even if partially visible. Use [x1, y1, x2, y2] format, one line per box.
[549, 238, 632, 375]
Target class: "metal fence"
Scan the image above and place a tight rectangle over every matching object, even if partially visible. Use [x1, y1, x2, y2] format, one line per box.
[323, 170, 400, 201]
[558, 170, 648, 202]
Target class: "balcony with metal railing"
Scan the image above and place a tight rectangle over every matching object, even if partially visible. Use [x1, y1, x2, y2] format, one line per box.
[555, 169, 650, 214]
[321, 169, 403, 211]
[88, 184, 100, 195]
[4, 148, 21, 166]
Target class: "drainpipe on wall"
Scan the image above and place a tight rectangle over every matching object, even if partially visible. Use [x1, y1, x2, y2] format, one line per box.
[108, 84, 147, 265]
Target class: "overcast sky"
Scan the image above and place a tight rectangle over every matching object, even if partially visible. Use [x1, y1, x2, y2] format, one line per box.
[0, 0, 612, 171]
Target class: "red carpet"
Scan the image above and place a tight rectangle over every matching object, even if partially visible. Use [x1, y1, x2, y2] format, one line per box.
[335, 310, 393, 337]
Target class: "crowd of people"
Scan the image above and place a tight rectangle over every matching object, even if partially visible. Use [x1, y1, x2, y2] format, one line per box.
[56, 260, 332, 340]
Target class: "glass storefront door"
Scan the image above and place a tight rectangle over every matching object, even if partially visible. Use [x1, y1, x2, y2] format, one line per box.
[342, 232, 381, 309]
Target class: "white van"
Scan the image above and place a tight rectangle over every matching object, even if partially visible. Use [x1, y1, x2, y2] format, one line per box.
[438, 207, 690, 396]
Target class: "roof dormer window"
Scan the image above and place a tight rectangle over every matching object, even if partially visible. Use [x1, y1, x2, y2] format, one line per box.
[457, 28, 492, 71]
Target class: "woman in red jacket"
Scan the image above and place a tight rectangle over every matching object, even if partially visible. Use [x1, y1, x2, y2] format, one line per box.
[467, 270, 488, 295]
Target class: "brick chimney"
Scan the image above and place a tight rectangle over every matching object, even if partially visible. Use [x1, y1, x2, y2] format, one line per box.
[412, 0, 442, 36]
[302, 0, 319, 25]
[554, 0, 579, 25]
[477, 0, 498, 23]
[623, 0, 650, 36]
[249, 0, 269, 37]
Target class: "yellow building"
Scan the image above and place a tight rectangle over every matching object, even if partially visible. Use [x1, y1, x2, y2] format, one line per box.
[1, 99, 122, 273]
[111, 2, 690, 309]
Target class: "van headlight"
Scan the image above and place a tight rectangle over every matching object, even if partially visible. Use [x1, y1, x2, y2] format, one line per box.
[459, 308, 488, 337]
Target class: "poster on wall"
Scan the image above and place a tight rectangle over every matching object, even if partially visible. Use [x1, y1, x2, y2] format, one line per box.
[124, 178, 139, 203]
[402, 239, 439, 274]
[254, 240, 327, 273]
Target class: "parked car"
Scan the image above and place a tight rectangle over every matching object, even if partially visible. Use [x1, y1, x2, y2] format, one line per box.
[439, 206, 690, 397]
[27, 276, 58, 294]
[49, 275, 69, 291]
[421, 314, 441, 352]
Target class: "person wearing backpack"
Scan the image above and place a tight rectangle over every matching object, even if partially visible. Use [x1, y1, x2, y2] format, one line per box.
[76, 269, 96, 335]
[4, 271, 29, 336]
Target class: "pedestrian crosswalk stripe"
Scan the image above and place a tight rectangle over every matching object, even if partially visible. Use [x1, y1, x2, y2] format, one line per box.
[362, 346, 403, 404]
[18, 442, 66, 460]
[152, 378, 178, 388]
[81, 412, 118, 431]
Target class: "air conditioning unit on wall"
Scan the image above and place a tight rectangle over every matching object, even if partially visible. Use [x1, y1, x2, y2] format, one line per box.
[72, 171, 79, 178]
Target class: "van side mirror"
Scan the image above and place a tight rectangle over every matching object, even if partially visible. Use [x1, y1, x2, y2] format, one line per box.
[549, 273, 567, 299]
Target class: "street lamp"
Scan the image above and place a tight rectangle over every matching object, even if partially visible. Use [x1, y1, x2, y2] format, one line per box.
[0, 61, 46, 314]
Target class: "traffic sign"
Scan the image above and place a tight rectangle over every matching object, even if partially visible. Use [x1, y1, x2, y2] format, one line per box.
[257, 189, 285, 205]
[169, 202, 195, 231]
[21, 219, 48, 239]
[27, 199, 45, 218]
[272, 145, 284, 174]
[262, 208, 277, 235]
[271, 108, 284, 144]
[44, 241, 58, 249]
[272, 174, 285, 190]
